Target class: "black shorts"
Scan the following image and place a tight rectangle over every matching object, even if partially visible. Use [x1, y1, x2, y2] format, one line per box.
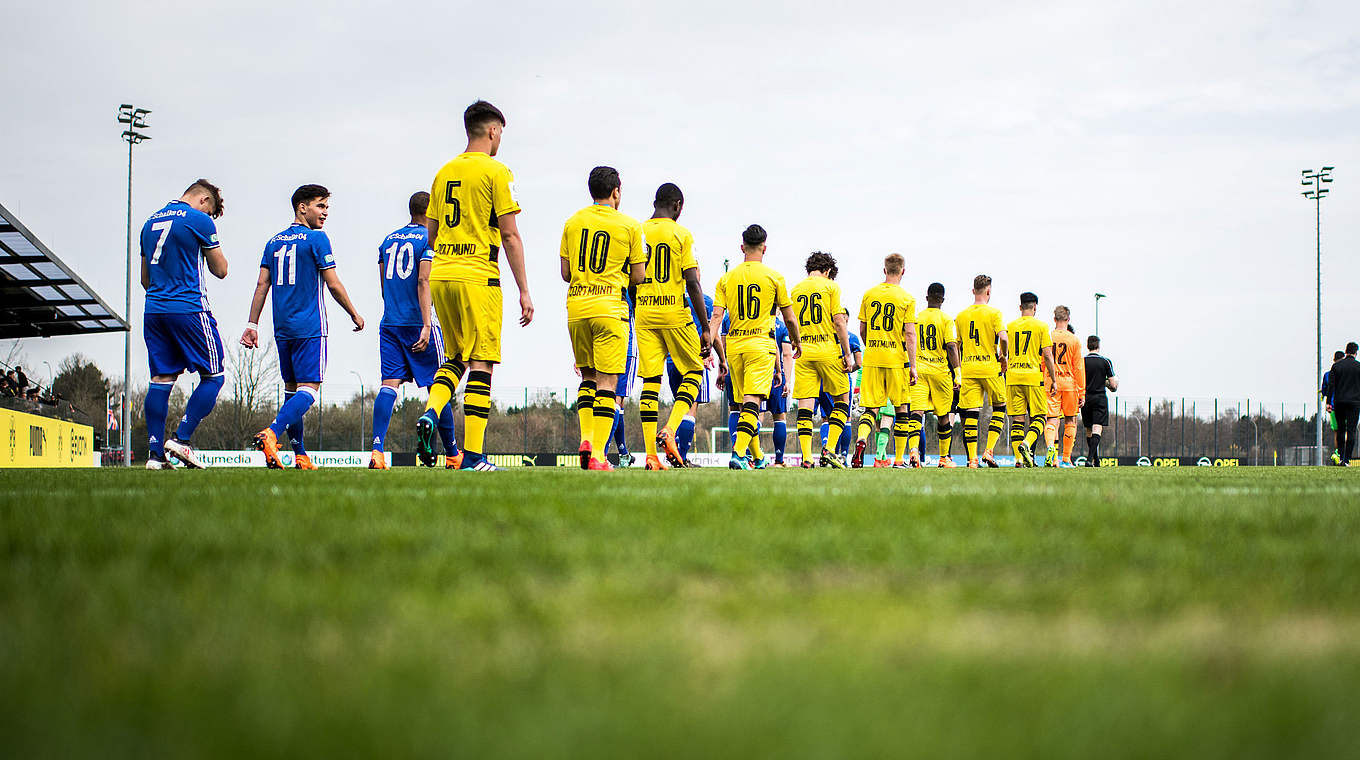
[1081, 394, 1109, 428]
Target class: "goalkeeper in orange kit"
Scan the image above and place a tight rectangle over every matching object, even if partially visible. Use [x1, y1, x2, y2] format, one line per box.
[1044, 306, 1085, 467]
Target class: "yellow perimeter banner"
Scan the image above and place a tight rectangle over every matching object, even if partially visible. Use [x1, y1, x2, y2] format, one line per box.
[1, 407, 96, 468]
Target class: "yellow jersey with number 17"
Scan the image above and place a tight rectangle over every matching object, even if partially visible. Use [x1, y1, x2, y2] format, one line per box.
[426, 152, 520, 285]
[857, 283, 917, 368]
[1005, 315, 1052, 386]
[560, 204, 647, 322]
[715, 261, 791, 355]
[637, 217, 698, 329]
[790, 275, 844, 362]
[955, 303, 1006, 379]
[915, 307, 957, 376]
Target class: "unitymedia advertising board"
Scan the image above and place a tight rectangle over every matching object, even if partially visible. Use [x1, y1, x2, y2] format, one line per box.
[194, 451, 370, 468]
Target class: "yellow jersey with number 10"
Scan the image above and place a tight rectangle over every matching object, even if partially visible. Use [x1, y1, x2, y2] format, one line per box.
[790, 275, 844, 362]
[955, 303, 1006, 379]
[560, 204, 647, 322]
[1005, 315, 1052, 386]
[715, 261, 791, 355]
[426, 152, 520, 285]
[915, 307, 957, 376]
[857, 283, 917, 368]
[637, 217, 697, 329]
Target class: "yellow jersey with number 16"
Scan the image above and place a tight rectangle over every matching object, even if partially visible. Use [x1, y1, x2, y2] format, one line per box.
[955, 303, 1006, 379]
[637, 217, 698, 329]
[715, 261, 791, 355]
[426, 151, 520, 285]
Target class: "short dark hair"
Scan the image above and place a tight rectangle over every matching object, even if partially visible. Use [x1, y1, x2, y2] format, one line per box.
[1087, 335, 1100, 350]
[805, 251, 837, 274]
[742, 224, 767, 248]
[464, 100, 506, 137]
[185, 178, 224, 219]
[409, 191, 430, 217]
[588, 166, 621, 200]
[291, 184, 329, 213]
[654, 183, 683, 207]
[1336, 350, 1346, 362]
[1020, 292, 1038, 307]
[1348, 342, 1359, 355]
[973, 274, 992, 292]
[927, 282, 945, 300]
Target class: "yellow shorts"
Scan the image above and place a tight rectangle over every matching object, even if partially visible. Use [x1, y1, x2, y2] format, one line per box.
[795, 357, 850, 399]
[1047, 388, 1080, 417]
[729, 349, 776, 400]
[431, 280, 501, 364]
[959, 374, 1006, 410]
[637, 324, 703, 377]
[860, 365, 908, 409]
[1007, 383, 1048, 417]
[910, 370, 955, 416]
[568, 317, 630, 375]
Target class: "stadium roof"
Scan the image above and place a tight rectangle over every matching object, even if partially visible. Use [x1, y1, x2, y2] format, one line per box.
[0, 201, 128, 338]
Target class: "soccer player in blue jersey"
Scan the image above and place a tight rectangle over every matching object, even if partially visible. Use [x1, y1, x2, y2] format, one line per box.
[816, 322, 863, 460]
[369, 191, 461, 469]
[664, 292, 713, 464]
[140, 179, 227, 469]
[766, 318, 794, 466]
[609, 291, 638, 467]
[241, 184, 364, 469]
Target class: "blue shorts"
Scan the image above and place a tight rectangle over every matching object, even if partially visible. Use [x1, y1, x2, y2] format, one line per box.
[765, 381, 788, 414]
[277, 336, 327, 384]
[816, 392, 834, 419]
[379, 324, 443, 387]
[666, 360, 710, 404]
[145, 311, 225, 377]
[615, 352, 636, 397]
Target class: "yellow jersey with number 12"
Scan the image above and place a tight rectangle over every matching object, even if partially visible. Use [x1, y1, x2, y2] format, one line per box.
[1005, 315, 1052, 386]
[790, 275, 843, 362]
[955, 303, 1006, 379]
[715, 261, 791, 355]
[915, 307, 957, 376]
[559, 204, 646, 322]
[426, 151, 520, 285]
[637, 217, 697, 329]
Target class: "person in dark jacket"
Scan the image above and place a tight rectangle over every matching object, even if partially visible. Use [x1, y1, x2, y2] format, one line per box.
[1327, 342, 1360, 466]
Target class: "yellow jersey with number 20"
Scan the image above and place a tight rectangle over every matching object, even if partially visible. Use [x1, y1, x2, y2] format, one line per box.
[637, 217, 698, 329]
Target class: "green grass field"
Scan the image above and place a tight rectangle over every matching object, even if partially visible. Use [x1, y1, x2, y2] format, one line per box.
[3, 468, 1360, 758]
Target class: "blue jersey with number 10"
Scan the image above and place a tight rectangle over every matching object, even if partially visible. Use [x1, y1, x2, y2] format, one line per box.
[141, 200, 220, 315]
[261, 223, 335, 340]
[378, 224, 436, 328]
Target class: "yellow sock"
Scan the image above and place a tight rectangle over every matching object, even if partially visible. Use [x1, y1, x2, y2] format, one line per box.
[893, 413, 911, 462]
[906, 413, 923, 454]
[462, 370, 492, 455]
[590, 390, 617, 459]
[1025, 417, 1044, 449]
[733, 402, 759, 456]
[963, 411, 979, 460]
[664, 371, 701, 431]
[576, 380, 595, 445]
[986, 410, 1006, 453]
[425, 359, 464, 413]
[828, 401, 850, 452]
[938, 420, 953, 458]
[856, 411, 876, 442]
[640, 377, 661, 456]
[797, 407, 814, 462]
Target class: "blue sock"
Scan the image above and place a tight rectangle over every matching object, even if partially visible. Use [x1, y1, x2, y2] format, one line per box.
[146, 382, 173, 458]
[438, 402, 459, 455]
[371, 386, 397, 452]
[270, 388, 316, 440]
[676, 416, 696, 459]
[820, 422, 830, 449]
[612, 409, 628, 454]
[280, 391, 307, 454]
[174, 374, 223, 443]
[838, 423, 852, 456]
[728, 410, 740, 450]
[773, 420, 787, 463]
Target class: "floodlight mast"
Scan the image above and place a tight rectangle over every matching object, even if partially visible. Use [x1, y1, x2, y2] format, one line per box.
[117, 104, 151, 467]
[1301, 166, 1333, 466]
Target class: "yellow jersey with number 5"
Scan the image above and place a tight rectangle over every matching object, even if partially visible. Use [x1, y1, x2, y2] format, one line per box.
[857, 283, 917, 368]
[955, 303, 1006, 379]
[426, 152, 520, 285]
[715, 261, 791, 355]
[637, 217, 698, 329]
[560, 204, 647, 322]
[1005, 315, 1052, 386]
[791, 275, 844, 362]
[915, 307, 957, 376]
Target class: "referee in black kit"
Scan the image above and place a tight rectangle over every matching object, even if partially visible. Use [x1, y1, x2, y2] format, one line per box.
[1328, 342, 1360, 466]
[1081, 335, 1118, 466]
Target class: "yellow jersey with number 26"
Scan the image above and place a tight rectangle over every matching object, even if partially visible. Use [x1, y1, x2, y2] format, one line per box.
[790, 275, 844, 362]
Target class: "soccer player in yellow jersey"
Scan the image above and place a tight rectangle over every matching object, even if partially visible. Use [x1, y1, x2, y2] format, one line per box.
[710, 225, 801, 470]
[955, 274, 1009, 468]
[416, 101, 533, 472]
[561, 167, 648, 471]
[853, 254, 918, 468]
[790, 252, 854, 468]
[912, 282, 963, 468]
[1044, 306, 1086, 467]
[635, 183, 712, 470]
[1005, 292, 1059, 467]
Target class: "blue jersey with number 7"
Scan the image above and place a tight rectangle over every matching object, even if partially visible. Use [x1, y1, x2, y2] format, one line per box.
[261, 223, 335, 339]
[140, 200, 220, 315]
[378, 223, 435, 328]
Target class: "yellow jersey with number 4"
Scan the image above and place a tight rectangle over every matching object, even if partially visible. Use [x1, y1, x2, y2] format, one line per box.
[956, 303, 1006, 379]
[915, 307, 957, 376]
[1005, 315, 1052, 386]
[857, 283, 916, 369]
[637, 217, 697, 329]
[791, 276, 844, 362]
[715, 261, 791, 355]
[427, 152, 520, 284]
[560, 205, 646, 322]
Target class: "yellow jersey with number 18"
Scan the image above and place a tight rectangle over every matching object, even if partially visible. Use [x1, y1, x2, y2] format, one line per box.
[426, 152, 520, 285]
[955, 303, 1006, 379]
[857, 282, 917, 368]
[790, 275, 843, 362]
[637, 217, 698, 329]
[715, 261, 791, 355]
[560, 204, 647, 322]
[915, 307, 957, 376]
[1005, 315, 1052, 386]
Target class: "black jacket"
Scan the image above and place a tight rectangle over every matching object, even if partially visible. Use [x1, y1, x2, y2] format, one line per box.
[1331, 356, 1360, 405]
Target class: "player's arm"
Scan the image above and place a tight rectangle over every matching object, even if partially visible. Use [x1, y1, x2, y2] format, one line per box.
[1042, 345, 1058, 385]
[413, 259, 432, 352]
[781, 304, 802, 358]
[781, 340, 794, 398]
[1074, 343, 1087, 404]
[202, 247, 228, 279]
[905, 321, 918, 384]
[321, 268, 364, 332]
[708, 305, 728, 380]
[241, 267, 271, 348]
[559, 256, 572, 283]
[629, 261, 646, 286]
[858, 319, 868, 345]
[946, 340, 962, 389]
[833, 311, 851, 371]
[140, 258, 151, 290]
[997, 330, 1009, 374]
[683, 269, 711, 358]
[499, 211, 533, 326]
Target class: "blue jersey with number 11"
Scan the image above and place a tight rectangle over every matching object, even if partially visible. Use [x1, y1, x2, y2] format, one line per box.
[261, 223, 335, 340]
[378, 223, 435, 328]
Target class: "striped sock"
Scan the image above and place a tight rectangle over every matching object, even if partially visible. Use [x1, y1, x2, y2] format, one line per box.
[576, 380, 595, 446]
[938, 419, 953, 458]
[640, 377, 661, 456]
[894, 412, 913, 462]
[986, 409, 1007, 453]
[664, 371, 701, 431]
[462, 370, 491, 456]
[590, 389, 617, 459]
[906, 412, 923, 456]
[1025, 416, 1044, 449]
[827, 401, 850, 453]
[962, 410, 980, 461]
[425, 359, 464, 414]
[856, 410, 877, 443]
[733, 401, 759, 457]
[797, 407, 815, 462]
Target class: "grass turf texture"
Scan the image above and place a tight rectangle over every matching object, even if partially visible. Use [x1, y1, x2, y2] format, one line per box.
[3, 469, 1359, 758]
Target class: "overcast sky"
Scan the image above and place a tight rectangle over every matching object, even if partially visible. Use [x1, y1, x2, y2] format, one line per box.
[3, 0, 1357, 412]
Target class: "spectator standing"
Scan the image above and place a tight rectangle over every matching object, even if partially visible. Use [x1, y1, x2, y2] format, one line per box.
[1322, 350, 1345, 464]
[1326, 343, 1360, 467]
